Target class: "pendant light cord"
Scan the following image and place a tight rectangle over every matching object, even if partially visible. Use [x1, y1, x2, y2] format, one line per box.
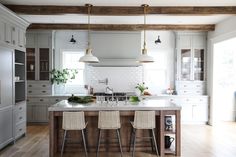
[143, 5, 148, 51]
[87, 4, 92, 49]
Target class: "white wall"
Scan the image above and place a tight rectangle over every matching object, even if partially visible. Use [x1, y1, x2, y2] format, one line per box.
[53, 30, 175, 94]
[207, 16, 236, 124]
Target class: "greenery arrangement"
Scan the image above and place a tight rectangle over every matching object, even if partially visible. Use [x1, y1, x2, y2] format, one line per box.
[135, 82, 148, 95]
[50, 68, 78, 85]
[129, 96, 140, 102]
[68, 95, 94, 104]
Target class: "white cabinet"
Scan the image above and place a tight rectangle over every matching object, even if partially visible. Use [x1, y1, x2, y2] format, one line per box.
[0, 19, 5, 43]
[173, 96, 208, 124]
[18, 29, 25, 48]
[175, 32, 207, 95]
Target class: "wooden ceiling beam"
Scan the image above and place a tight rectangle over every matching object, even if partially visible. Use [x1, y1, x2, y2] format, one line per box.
[28, 24, 215, 31]
[5, 5, 236, 15]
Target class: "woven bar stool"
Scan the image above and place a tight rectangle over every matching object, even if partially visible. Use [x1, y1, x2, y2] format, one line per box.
[130, 111, 159, 157]
[61, 112, 88, 157]
[96, 111, 123, 157]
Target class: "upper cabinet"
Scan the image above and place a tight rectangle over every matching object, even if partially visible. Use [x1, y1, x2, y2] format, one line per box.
[176, 32, 207, 81]
[0, 4, 29, 51]
[26, 31, 53, 81]
[175, 32, 207, 95]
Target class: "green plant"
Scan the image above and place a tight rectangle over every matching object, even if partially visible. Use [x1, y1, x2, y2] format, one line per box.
[135, 82, 148, 95]
[50, 69, 78, 85]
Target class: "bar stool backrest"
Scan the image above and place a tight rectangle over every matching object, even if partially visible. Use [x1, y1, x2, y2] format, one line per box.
[62, 112, 86, 130]
[133, 111, 155, 129]
[98, 111, 121, 129]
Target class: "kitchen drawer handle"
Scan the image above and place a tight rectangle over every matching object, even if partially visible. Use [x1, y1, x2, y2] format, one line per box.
[40, 99, 44, 102]
[28, 91, 32, 93]
[42, 91, 46, 93]
[19, 107, 22, 110]
[55, 99, 59, 102]
[196, 85, 201, 87]
[184, 85, 187, 87]
[28, 85, 32, 87]
[42, 85, 46, 87]
[19, 45, 23, 48]
[19, 128, 22, 131]
[27, 99, 29, 102]
[184, 91, 187, 93]
[19, 117, 23, 120]
[12, 40, 15, 45]
[5, 40, 10, 43]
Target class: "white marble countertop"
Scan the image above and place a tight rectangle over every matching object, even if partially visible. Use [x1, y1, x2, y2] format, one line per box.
[48, 99, 181, 111]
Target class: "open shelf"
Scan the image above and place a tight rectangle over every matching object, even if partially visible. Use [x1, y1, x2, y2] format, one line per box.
[15, 62, 25, 66]
[165, 148, 176, 154]
[164, 130, 176, 135]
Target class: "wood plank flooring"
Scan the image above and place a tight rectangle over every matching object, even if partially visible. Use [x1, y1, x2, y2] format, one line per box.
[0, 122, 236, 157]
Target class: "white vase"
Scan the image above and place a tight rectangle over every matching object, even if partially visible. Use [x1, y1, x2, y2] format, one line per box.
[54, 84, 65, 94]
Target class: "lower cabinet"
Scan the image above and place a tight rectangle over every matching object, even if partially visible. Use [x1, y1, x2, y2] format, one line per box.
[0, 106, 14, 149]
[169, 96, 208, 124]
[27, 97, 66, 123]
[14, 101, 27, 139]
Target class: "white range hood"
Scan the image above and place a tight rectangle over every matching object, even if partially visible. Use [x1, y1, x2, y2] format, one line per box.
[90, 31, 141, 67]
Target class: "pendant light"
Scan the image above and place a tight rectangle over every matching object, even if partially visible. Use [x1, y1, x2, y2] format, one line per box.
[79, 4, 99, 63]
[137, 4, 154, 63]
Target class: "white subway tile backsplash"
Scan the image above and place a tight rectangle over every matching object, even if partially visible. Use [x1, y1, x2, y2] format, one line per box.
[87, 66, 143, 93]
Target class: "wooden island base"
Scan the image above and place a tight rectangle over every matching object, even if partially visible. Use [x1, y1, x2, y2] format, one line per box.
[49, 110, 180, 157]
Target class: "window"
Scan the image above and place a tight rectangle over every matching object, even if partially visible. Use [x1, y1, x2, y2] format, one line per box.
[62, 50, 85, 85]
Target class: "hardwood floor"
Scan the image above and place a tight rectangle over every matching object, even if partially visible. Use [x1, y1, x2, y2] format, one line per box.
[0, 123, 236, 157]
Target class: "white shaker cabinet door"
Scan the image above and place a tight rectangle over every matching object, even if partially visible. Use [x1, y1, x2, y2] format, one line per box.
[0, 19, 4, 43]
[180, 103, 193, 123]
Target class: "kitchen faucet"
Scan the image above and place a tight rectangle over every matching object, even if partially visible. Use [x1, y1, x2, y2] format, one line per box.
[105, 86, 114, 102]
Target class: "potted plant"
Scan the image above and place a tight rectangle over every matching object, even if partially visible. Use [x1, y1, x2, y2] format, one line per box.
[50, 68, 78, 94]
[135, 82, 148, 96]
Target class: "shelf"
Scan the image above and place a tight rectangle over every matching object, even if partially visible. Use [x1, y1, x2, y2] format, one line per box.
[15, 80, 25, 83]
[164, 130, 176, 134]
[40, 71, 49, 72]
[165, 148, 176, 155]
[15, 62, 25, 65]
[15, 99, 25, 103]
[27, 71, 35, 72]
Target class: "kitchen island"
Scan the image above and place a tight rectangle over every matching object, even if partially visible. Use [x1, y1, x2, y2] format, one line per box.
[48, 99, 181, 157]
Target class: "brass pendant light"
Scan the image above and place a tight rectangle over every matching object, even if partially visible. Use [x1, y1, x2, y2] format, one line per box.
[137, 4, 154, 63]
[79, 4, 99, 63]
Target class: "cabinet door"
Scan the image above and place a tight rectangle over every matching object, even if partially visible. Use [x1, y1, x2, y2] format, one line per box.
[0, 47, 13, 108]
[180, 103, 193, 123]
[4, 23, 11, 44]
[192, 104, 208, 122]
[32, 104, 48, 122]
[0, 106, 13, 149]
[180, 49, 191, 81]
[11, 26, 18, 46]
[39, 48, 50, 80]
[0, 19, 4, 43]
[193, 49, 204, 81]
[18, 29, 25, 48]
[27, 103, 33, 122]
[26, 48, 36, 80]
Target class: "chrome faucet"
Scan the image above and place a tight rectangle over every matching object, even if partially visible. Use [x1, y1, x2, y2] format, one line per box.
[105, 86, 114, 102]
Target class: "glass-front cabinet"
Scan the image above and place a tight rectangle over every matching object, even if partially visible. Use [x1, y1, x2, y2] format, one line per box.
[26, 31, 52, 81]
[177, 33, 206, 81]
[26, 48, 36, 80]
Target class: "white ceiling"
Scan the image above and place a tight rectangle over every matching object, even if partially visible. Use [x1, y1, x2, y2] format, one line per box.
[1, 0, 236, 6]
[1, 0, 235, 25]
[19, 15, 231, 25]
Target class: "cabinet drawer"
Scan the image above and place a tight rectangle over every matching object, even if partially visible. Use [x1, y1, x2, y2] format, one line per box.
[177, 89, 205, 95]
[15, 101, 26, 113]
[15, 121, 26, 138]
[27, 89, 51, 95]
[179, 97, 208, 104]
[27, 83, 51, 89]
[49, 97, 66, 103]
[27, 98, 50, 103]
[15, 111, 26, 124]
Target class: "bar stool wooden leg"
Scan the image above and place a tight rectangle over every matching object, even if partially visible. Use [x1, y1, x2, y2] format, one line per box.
[132, 129, 136, 157]
[151, 129, 159, 156]
[81, 129, 88, 157]
[116, 129, 123, 157]
[61, 130, 67, 157]
[96, 129, 102, 157]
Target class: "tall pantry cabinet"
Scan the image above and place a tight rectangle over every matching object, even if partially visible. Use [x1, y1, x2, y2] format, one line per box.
[0, 4, 29, 149]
